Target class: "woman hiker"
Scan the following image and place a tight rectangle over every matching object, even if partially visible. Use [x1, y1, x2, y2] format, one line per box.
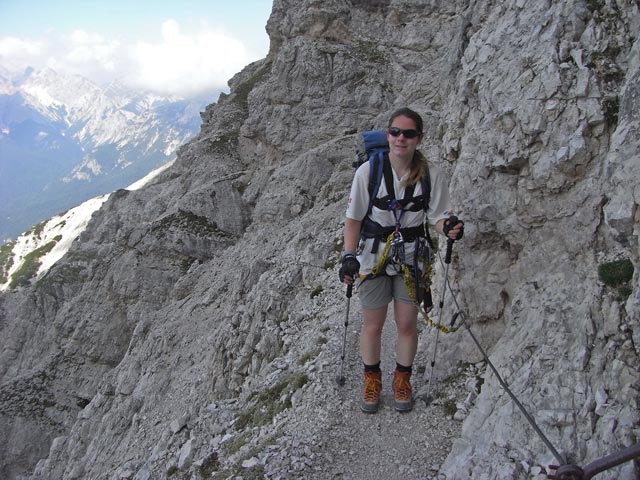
[339, 107, 464, 413]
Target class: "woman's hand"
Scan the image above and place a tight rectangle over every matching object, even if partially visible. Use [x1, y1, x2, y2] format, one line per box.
[442, 215, 464, 240]
[339, 254, 360, 284]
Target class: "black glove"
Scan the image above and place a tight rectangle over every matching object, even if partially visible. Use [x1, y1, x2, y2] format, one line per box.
[339, 254, 360, 283]
[443, 215, 464, 240]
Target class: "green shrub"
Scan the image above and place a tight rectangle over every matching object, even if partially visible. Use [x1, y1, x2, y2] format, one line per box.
[0, 241, 16, 284]
[598, 258, 634, 287]
[235, 373, 308, 430]
[222, 434, 248, 456]
[586, 0, 605, 12]
[355, 40, 387, 64]
[166, 465, 178, 476]
[233, 61, 271, 109]
[151, 210, 233, 238]
[598, 258, 634, 300]
[297, 349, 320, 365]
[26, 220, 48, 238]
[9, 238, 60, 288]
[443, 399, 457, 416]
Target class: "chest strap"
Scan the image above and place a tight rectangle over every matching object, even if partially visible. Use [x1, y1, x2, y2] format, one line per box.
[361, 217, 425, 253]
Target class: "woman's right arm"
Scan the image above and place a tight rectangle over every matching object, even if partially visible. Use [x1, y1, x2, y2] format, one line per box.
[343, 217, 362, 254]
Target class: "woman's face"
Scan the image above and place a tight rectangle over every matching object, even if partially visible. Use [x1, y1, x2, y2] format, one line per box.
[387, 115, 422, 161]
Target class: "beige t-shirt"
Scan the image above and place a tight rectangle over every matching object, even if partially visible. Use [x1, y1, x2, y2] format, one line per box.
[345, 159, 452, 275]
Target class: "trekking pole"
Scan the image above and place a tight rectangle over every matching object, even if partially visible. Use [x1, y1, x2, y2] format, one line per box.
[336, 283, 353, 386]
[425, 236, 455, 404]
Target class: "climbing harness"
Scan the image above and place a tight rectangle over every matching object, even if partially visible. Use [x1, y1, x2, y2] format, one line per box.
[366, 230, 455, 334]
[361, 193, 454, 333]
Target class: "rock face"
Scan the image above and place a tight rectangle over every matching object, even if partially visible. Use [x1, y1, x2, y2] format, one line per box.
[1, 1, 638, 479]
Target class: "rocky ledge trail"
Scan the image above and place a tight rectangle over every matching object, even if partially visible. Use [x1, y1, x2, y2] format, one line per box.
[196, 288, 484, 480]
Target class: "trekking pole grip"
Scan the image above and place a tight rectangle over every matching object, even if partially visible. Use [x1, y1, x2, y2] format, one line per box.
[346, 283, 353, 298]
[445, 238, 454, 264]
[443, 215, 459, 264]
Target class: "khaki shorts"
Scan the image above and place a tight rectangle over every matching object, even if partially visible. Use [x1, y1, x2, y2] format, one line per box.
[357, 274, 413, 310]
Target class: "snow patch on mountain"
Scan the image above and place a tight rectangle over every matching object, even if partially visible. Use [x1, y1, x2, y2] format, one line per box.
[126, 158, 174, 190]
[0, 160, 174, 291]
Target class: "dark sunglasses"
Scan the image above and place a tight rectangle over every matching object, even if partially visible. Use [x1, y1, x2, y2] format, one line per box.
[388, 127, 421, 139]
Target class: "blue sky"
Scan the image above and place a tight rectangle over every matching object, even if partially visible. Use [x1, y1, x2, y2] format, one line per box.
[0, 0, 273, 96]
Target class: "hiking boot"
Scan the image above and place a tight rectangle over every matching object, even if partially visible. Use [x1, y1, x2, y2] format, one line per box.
[392, 370, 414, 412]
[361, 371, 382, 413]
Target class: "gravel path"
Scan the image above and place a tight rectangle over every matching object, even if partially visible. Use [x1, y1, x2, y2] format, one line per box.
[300, 299, 467, 480]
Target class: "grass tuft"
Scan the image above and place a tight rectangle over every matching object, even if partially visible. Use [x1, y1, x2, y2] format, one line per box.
[598, 258, 634, 300]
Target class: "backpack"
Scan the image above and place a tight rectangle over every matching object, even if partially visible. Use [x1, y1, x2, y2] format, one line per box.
[353, 130, 431, 218]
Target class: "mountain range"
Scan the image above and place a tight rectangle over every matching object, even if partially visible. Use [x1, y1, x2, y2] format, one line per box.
[0, 66, 211, 241]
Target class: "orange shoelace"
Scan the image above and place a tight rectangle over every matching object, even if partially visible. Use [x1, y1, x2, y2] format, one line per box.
[363, 373, 382, 402]
[393, 373, 412, 401]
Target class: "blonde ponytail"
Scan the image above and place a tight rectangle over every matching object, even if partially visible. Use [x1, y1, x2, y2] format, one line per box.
[403, 150, 426, 187]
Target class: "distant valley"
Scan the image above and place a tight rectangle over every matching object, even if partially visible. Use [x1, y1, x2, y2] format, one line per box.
[0, 66, 214, 241]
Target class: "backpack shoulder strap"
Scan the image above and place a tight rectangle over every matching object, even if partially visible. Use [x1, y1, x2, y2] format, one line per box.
[381, 154, 395, 201]
[371, 156, 432, 213]
[366, 150, 386, 216]
[368, 154, 398, 213]
[422, 163, 431, 211]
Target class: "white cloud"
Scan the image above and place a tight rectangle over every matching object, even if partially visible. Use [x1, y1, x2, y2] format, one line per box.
[48, 29, 122, 80]
[0, 20, 262, 96]
[0, 36, 46, 69]
[127, 19, 254, 96]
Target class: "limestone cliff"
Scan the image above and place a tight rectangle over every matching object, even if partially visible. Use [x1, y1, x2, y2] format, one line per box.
[0, 1, 638, 479]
